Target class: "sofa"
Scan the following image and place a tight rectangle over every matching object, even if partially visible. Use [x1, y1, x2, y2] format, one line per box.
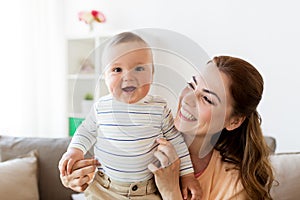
[0, 135, 75, 200]
[0, 135, 299, 200]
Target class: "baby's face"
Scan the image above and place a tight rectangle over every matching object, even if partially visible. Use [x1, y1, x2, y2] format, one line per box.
[104, 43, 153, 104]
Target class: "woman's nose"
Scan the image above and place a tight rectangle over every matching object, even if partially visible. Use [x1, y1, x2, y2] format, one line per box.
[182, 89, 197, 107]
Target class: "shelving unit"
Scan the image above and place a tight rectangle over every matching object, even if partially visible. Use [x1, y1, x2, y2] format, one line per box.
[66, 34, 111, 136]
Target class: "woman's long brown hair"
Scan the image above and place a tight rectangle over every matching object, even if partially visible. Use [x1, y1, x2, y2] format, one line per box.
[213, 56, 274, 199]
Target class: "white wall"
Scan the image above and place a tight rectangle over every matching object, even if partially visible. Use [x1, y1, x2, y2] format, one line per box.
[0, 1, 67, 138]
[64, 0, 300, 153]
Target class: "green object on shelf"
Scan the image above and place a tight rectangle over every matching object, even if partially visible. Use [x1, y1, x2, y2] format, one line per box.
[69, 117, 85, 136]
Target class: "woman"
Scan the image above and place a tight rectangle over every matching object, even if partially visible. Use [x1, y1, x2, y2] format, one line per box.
[61, 56, 274, 200]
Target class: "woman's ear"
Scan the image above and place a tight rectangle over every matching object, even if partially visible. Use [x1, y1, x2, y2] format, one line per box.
[225, 116, 246, 131]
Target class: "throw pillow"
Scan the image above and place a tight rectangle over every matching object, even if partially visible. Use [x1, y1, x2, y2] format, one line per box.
[270, 152, 300, 200]
[0, 135, 77, 200]
[0, 150, 39, 200]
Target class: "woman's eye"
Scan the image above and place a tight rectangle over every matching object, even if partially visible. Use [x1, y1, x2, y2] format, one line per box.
[112, 67, 122, 72]
[135, 66, 145, 71]
[203, 96, 214, 105]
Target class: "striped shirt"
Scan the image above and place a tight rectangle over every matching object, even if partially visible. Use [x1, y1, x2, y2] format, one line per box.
[69, 94, 193, 182]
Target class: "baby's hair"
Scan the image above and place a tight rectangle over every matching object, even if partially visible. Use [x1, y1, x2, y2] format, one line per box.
[102, 31, 154, 73]
[107, 31, 149, 47]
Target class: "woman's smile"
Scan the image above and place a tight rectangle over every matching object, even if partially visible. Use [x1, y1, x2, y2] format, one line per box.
[179, 107, 197, 121]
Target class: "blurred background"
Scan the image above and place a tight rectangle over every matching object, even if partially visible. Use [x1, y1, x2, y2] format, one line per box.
[0, 0, 299, 153]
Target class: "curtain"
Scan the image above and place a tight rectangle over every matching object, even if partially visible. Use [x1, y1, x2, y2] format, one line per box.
[0, 0, 67, 137]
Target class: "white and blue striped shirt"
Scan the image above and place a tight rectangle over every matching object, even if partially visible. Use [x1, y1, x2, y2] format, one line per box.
[69, 94, 193, 182]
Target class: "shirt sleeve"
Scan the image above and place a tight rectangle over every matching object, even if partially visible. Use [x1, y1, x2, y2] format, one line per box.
[68, 103, 97, 154]
[161, 105, 194, 176]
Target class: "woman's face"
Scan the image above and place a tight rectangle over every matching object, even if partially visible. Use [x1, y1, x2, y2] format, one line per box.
[174, 62, 234, 137]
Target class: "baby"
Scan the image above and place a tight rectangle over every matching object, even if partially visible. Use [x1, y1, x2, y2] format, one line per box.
[59, 32, 200, 199]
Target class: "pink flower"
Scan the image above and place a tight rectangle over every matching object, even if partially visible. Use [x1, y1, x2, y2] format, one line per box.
[78, 10, 106, 30]
[91, 10, 106, 23]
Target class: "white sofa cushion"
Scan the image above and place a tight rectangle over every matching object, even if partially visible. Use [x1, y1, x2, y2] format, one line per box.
[0, 150, 39, 200]
[270, 152, 300, 200]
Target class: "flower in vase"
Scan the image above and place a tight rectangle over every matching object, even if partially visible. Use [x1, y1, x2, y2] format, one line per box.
[78, 10, 106, 31]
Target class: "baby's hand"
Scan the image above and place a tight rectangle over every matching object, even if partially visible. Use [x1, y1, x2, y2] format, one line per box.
[58, 148, 84, 176]
[180, 173, 202, 200]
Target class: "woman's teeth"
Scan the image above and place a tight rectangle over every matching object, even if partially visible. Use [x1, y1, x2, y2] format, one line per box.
[181, 108, 197, 121]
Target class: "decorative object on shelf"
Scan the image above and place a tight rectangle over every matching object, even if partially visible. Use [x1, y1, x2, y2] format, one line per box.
[80, 58, 94, 74]
[81, 93, 94, 115]
[78, 10, 106, 31]
[84, 93, 94, 101]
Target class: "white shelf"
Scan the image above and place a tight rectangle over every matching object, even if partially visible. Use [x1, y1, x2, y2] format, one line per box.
[69, 112, 86, 119]
[65, 31, 116, 40]
[67, 74, 97, 80]
[66, 34, 111, 135]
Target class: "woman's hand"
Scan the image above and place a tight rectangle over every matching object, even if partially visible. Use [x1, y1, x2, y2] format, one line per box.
[60, 158, 99, 192]
[58, 148, 84, 176]
[148, 138, 183, 200]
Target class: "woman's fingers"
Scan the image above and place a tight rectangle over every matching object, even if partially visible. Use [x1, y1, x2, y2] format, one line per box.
[157, 143, 178, 163]
[155, 138, 179, 167]
[154, 150, 170, 168]
[61, 174, 90, 192]
[58, 158, 68, 176]
[69, 175, 90, 187]
[60, 167, 95, 192]
[71, 164, 97, 178]
[148, 163, 159, 173]
[59, 158, 99, 193]
[182, 188, 188, 200]
[73, 183, 89, 193]
[149, 138, 179, 171]
[66, 159, 77, 175]
[72, 158, 100, 171]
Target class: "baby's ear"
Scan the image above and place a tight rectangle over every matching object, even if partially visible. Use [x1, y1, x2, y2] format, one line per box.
[225, 116, 246, 131]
